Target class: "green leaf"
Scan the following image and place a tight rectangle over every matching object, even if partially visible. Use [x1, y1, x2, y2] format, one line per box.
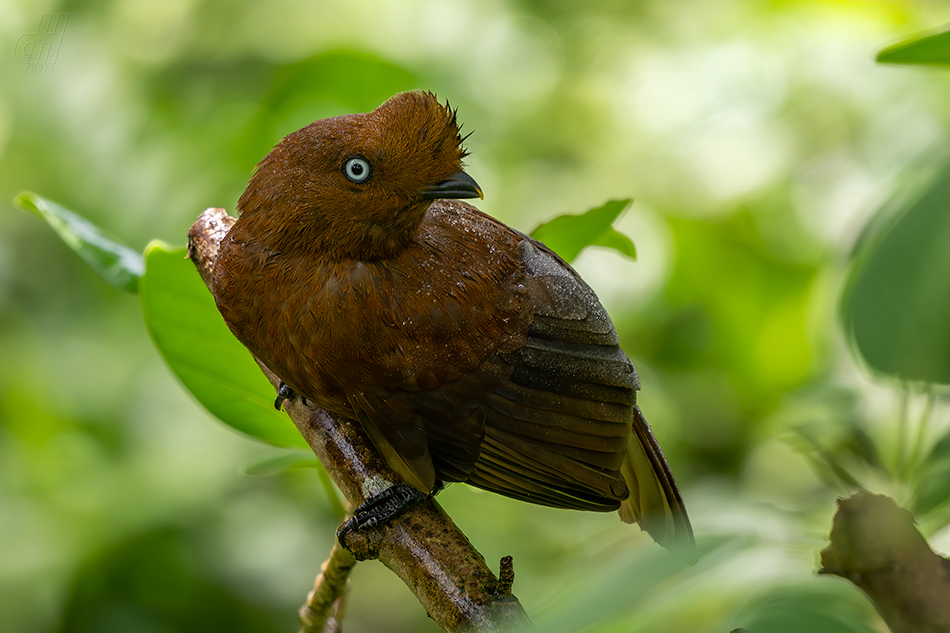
[913, 432, 950, 516]
[532, 535, 746, 633]
[14, 191, 144, 293]
[591, 226, 637, 259]
[268, 50, 419, 117]
[243, 450, 320, 476]
[878, 26, 950, 65]
[840, 158, 950, 385]
[236, 50, 418, 167]
[530, 198, 636, 264]
[140, 241, 307, 448]
[244, 450, 346, 517]
[736, 584, 879, 633]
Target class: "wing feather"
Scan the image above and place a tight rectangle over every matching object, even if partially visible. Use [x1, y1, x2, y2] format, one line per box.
[463, 237, 694, 551]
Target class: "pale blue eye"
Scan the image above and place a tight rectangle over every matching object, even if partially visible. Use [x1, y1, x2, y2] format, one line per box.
[343, 157, 372, 183]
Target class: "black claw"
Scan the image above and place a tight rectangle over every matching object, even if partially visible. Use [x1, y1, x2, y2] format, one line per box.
[274, 382, 296, 410]
[336, 520, 357, 550]
[337, 483, 426, 549]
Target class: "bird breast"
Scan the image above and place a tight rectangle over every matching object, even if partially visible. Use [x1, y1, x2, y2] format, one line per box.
[215, 199, 532, 413]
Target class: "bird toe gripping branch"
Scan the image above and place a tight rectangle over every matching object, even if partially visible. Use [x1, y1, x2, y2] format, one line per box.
[336, 483, 428, 551]
[274, 381, 297, 410]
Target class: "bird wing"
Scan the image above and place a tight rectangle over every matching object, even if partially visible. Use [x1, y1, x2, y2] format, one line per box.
[346, 350, 515, 493]
[468, 236, 694, 550]
[464, 238, 635, 510]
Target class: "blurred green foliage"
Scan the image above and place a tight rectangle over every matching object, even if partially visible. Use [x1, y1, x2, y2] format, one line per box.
[5, 1, 950, 632]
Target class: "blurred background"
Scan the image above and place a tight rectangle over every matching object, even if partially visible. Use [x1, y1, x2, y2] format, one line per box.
[3, 0, 950, 631]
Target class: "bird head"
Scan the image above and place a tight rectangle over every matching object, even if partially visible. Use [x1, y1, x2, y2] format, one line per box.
[237, 91, 482, 261]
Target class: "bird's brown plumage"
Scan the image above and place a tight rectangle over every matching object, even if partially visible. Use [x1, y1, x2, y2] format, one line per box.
[212, 90, 694, 551]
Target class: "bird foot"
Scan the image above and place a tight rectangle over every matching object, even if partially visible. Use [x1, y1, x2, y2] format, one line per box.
[274, 382, 309, 409]
[274, 382, 296, 410]
[337, 483, 426, 550]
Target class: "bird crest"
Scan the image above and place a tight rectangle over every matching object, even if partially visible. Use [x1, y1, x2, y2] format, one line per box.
[235, 91, 476, 260]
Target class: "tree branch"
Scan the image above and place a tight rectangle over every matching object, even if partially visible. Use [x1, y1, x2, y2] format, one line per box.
[188, 208, 531, 633]
[820, 491, 950, 633]
[298, 541, 356, 633]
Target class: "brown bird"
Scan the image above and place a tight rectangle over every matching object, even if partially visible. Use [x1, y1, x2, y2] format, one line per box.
[212, 91, 694, 552]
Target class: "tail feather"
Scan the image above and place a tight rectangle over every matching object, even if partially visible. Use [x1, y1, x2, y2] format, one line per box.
[619, 405, 695, 557]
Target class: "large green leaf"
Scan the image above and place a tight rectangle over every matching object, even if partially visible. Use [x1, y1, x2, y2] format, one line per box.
[140, 242, 307, 448]
[914, 431, 950, 517]
[736, 584, 879, 633]
[529, 198, 636, 264]
[878, 26, 950, 65]
[15, 192, 144, 293]
[235, 50, 418, 168]
[840, 159, 950, 385]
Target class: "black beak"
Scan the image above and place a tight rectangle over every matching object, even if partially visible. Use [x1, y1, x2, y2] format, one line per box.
[420, 171, 484, 200]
